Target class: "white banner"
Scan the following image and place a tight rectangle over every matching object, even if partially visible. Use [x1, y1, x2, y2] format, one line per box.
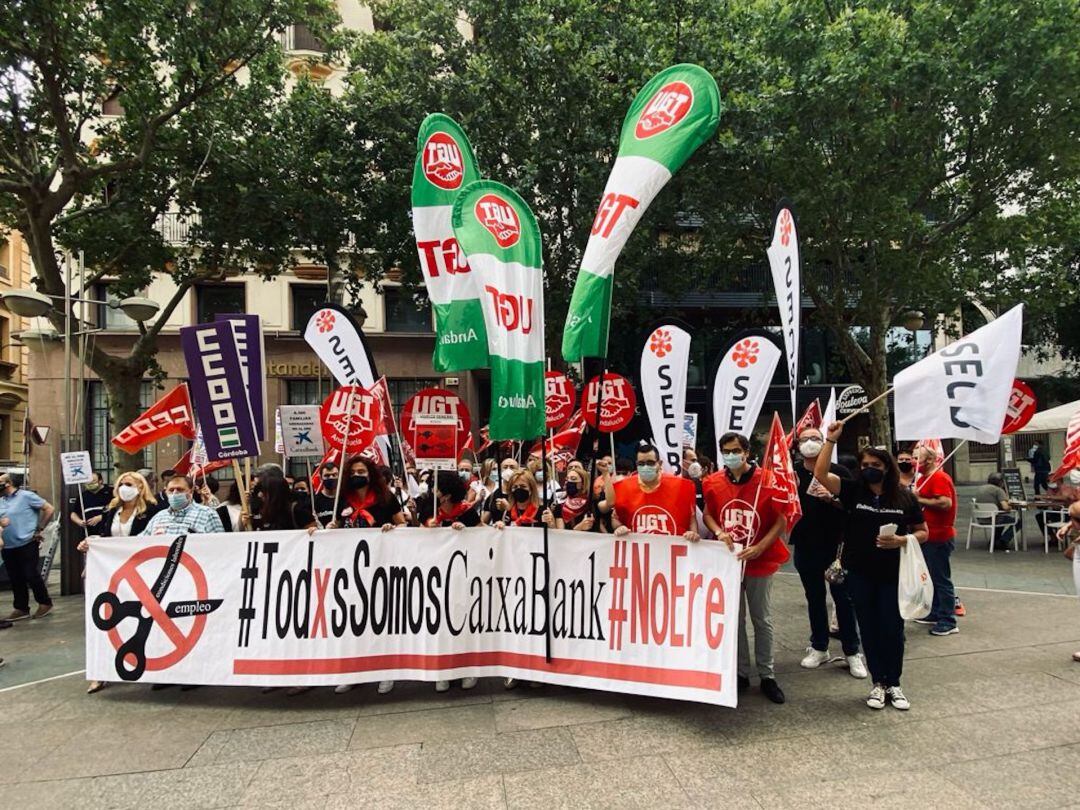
[641, 325, 692, 473]
[823, 387, 838, 463]
[712, 333, 782, 451]
[767, 206, 800, 424]
[303, 305, 378, 389]
[280, 405, 324, 459]
[894, 305, 1023, 444]
[61, 450, 93, 485]
[85, 527, 740, 706]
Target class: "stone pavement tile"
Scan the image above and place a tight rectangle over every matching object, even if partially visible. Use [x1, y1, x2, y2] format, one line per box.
[187, 718, 356, 767]
[0, 717, 82, 781]
[324, 774, 506, 809]
[935, 699, 1080, 760]
[569, 708, 735, 762]
[494, 691, 633, 732]
[417, 726, 580, 784]
[79, 762, 261, 810]
[946, 747, 1080, 808]
[349, 679, 494, 716]
[750, 768, 988, 809]
[238, 743, 420, 806]
[348, 702, 496, 749]
[0, 776, 98, 810]
[961, 671, 1074, 712]
[17, 709, 217, 782]
[502, 755, 692, 809]
[210, 692, 362, 731]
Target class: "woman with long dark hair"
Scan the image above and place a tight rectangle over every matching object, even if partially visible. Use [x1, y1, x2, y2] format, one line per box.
[814, 422, 928, 712]
[249, 476, 308, 531]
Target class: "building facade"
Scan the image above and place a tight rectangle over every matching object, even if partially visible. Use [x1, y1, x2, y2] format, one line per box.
[0, 231, 30, 475]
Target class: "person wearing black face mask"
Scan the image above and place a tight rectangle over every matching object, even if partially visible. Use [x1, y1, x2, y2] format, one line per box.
[332, 456, 406, 531]
[896, 451, 916, 490]
[310, 463, 340, 528]
[555, 468, 596, 531]
[815, 422, 927, 712]
[492, 471, 553, 529]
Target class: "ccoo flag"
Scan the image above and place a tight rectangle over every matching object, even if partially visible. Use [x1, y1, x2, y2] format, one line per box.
[411, 114, 488, 372]
[894, 305, 1023, 444]
[562, 64, 720, 362]
[452, 181, 546, 440]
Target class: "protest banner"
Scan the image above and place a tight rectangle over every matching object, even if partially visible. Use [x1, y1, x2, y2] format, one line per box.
[641, 325, 691, 473]
[766, 204, 801, 424]
[85, 527, 740, 706]
[683, 412, 697, 450]
[180, 321, 259, 460]
[61, 450, 93, 485]
[451, 181, 546, 441]
[215, 314, 267, 440]
[711, 332, 782, 450]
[545, 371, 576, 430]
[563, 64, 721, 362]
[894, 304, 1023, 443]
[401, 387, 471, 456]
[411, 113, 488, 372]
[280, 406, 325, 459]
[112, 384, 196, 454]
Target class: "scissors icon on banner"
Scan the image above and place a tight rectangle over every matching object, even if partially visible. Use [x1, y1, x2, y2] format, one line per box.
[91, 535, 188, 681]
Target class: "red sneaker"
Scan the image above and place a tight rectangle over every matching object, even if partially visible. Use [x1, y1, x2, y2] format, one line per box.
[954, 601, 966, 617]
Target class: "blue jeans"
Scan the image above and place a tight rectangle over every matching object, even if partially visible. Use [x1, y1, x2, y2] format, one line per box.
[922, 539, 956, 628]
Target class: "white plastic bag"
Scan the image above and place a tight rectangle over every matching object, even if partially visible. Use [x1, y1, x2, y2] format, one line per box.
[898, 537, 934, 620]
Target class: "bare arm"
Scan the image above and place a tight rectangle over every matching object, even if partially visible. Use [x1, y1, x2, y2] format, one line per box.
[918, 494, 952, 511]
[816, 423, 844, 496]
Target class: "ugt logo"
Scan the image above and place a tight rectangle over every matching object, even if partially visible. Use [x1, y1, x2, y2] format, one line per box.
[475, 193, 521, 248]
[720, 500, 760, 545]
[91, 537, 222, 681]
[423, 132, 465, 190]
[632, 505, 676, 535]
[635, 80, 694, 139]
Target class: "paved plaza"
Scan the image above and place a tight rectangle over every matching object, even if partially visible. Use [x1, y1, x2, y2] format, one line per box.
[2, 505, 1079, 809]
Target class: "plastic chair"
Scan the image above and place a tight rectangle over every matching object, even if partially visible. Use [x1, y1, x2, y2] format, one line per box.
[1043, 509, 1069, 553]
[967, 500, 1007, 553]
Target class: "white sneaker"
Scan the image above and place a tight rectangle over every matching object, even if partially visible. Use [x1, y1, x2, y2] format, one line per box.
[886, 686, 910, 710]
[461, 677, 478, 690]
[866, 685, 886, 710]
[434, 680, 450, 693]
[503, 677, 517, 689]
[333, 684, 354, 694]
[800, 647, 830, 669]
[846, 654, 868, 679]
[377, 680, 395, 694]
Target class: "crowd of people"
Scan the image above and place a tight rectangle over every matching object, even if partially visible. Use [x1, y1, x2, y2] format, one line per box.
[4, 425, 1079, 706]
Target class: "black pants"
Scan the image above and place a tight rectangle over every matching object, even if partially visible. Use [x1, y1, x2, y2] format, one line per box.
[1034, 471, 1049, 495]
[793, 541, 860, 656]
[846, 570, 904, 687]
[1, 542, 52, 613]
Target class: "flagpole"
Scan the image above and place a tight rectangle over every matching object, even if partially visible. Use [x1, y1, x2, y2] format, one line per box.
[838, 388, 894, 425]
[330, 388, 358, 527]
[77, 484, 89, 540]
[305, 457, 320, 527]
[541, 428, 552, 664]
[914, 440, 967, 493]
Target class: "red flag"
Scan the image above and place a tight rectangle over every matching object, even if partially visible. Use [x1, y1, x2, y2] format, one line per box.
[369, 376, 398, 437]
[1051, 407, 1080, 481]
[172, 449, 230, 478]
[462, 432, 475, 452]
[529, 423, 586, 472]
[762, 412, 803, 532]
[785, 399, 822, 446]
[112, 384, 197, 454]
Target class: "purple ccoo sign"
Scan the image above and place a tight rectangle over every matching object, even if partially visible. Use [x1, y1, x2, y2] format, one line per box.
[215, 313, 266, 440]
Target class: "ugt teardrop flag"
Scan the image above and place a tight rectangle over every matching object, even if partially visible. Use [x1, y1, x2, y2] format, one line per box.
[562, 64, 720, 362]
[411, 114, 488, 372]
[452, 181, 546, 440]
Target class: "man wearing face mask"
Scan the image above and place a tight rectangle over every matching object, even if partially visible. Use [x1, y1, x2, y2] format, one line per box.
[140, 475, 225, 535]
[912, 446, 959, 636]
[789, 427, 866, 678]
[0, 473, 55, 621]
[702, 432, 789, 704]
[69, 472, 112, 537]
[609, 443, 698, 541]
[311, 463, 340, 528]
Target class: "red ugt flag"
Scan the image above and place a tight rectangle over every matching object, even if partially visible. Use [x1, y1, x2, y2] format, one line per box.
[763, 412, 802, 532]
[785, 399, 822, 446]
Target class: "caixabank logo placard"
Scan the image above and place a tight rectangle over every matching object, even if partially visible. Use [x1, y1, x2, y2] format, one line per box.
[90, 536, 222, 681]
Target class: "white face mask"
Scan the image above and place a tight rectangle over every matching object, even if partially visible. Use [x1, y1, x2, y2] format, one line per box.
[501, 468, 516, 483]
[687, 462, 703, 479]
[799, 440, 824, 459]
[418, 483, 429, 495]
[118, 484, 139, 503]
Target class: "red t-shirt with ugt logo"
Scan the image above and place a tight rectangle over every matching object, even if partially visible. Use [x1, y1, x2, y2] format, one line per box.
[613, 474, 696, 537]
[702, 465, 791, 578]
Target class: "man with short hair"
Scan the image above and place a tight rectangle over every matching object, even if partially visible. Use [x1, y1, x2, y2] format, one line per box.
[141, 475, 224, 535]
[69, 472, 112, 536]
[702, 432, 789, 704]
[914, 447, 959, 635]
[975, 472, 1017, 552]
[1028, 441, 1051, 495]
[609, 443, 699, 541]
[790, 426, 866, 678]
[311, 463, 340, 528]
[0, 473, 55, 621]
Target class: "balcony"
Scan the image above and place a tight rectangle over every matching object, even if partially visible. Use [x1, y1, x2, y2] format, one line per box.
[157, 212, 200, 245]
[280, 24, 327, 54]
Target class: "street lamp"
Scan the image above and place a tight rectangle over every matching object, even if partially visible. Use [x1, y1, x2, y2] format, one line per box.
[900, 309, 925, 332]
[0, 289, 161, 322]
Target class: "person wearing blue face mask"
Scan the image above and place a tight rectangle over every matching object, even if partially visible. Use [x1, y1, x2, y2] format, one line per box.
[608, 443, 698, 540]
[140, 474, 225, 536]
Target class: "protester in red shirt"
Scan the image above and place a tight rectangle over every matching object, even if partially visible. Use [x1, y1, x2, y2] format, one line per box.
[914, 446, 959, 636]
[701, 432, 789, 704]
[608, 443, 698, 540]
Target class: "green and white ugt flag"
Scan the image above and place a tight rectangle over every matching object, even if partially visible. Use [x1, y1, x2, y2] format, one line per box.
[452, 181, 545, 440]
[562, 64, 721, 362]
[411, 114, 488, 372]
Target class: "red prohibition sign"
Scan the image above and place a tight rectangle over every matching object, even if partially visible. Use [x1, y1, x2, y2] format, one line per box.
[105, 545, 210, 672]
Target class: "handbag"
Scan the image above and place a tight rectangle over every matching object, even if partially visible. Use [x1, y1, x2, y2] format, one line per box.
[824, 542, 846, 585]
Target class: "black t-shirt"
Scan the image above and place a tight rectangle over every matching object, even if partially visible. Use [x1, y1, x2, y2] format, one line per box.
[789, 463, 851, 547]
[483, 489, 511, 524]
[72, 487, 113, 535]
[433, 505, 481, 528]
[311, 491, 337, 527]
[838, 478, 924, 583]
[340, 495, 402, 529]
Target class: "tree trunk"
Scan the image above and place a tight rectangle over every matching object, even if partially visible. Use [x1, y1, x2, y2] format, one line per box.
[98, 358, 149, 476]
